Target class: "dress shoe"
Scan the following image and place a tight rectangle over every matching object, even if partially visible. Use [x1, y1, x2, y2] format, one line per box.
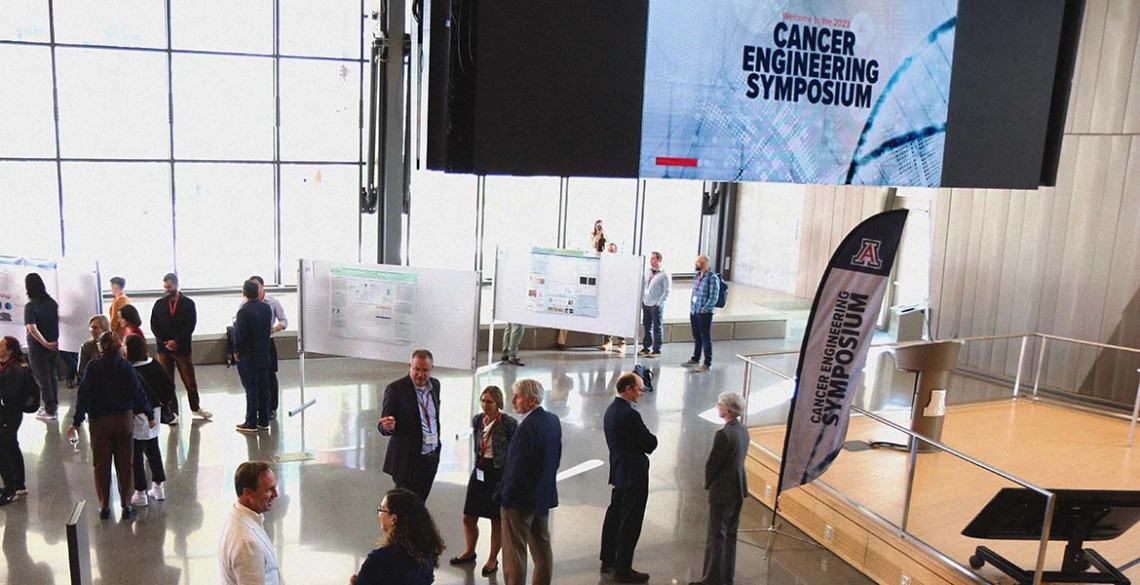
[614, 568, 650, 583]
[508, 358, 525, 366]
[637, 348, 651, 356]
[449, 553, 477, 565]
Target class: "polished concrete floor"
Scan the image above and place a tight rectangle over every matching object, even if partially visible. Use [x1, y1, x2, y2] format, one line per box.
[0, 333, 880, 585]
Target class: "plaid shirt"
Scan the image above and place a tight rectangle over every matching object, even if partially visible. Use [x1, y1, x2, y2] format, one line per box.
[690, 270, 719, 314]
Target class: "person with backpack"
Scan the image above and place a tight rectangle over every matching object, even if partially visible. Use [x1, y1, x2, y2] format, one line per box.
[683, 255, 720, 373]
[0, 335, 30, 505]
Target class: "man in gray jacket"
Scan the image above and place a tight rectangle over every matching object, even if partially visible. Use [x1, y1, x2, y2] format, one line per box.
[638, 251, 671, 358]
[692, 391, 749, 585]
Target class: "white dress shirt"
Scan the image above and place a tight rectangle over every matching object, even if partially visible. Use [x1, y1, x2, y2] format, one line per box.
[219, 503, 281, 585]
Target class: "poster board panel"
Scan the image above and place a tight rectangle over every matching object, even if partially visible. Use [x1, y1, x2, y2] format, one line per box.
[0, 256, 101, 353]
[493, 248, 643, 338]
[300, 260, 480, 370]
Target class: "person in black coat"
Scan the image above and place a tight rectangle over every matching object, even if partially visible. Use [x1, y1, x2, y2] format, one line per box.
[0, 336, 29, 506]
[600, 371, 658, 584]
[150, 272, 212, 419]
[234, 279, 273, 433]
[378, 349, 442, 502]
[351, 488, 445, 585]
[690, 391, 749, 585]
[498, 378, 562, 585]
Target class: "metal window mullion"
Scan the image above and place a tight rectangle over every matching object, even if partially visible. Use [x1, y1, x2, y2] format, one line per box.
[166, 0, 178, 274]
[273, 0, 282, 285]
[47, 0, 65, 257]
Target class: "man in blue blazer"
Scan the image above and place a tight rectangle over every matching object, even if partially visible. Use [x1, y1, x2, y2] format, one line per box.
[600, 372, 658, 584]
[378, 349, 442, 501]
[498, 378, 562, 585]
[233, 279, 273, 433]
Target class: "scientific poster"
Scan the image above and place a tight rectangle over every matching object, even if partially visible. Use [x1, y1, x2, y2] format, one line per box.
[329, 266, 417, 344]
[526, 248, 600, 318]
[0, 256, 58, 338]
[639, 0, 958, 186]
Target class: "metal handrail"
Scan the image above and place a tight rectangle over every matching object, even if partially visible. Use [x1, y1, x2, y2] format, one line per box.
[736, 346, 1061, 584]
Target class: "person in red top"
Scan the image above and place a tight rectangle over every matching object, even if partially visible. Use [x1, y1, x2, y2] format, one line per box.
[116, 304, 146, 343]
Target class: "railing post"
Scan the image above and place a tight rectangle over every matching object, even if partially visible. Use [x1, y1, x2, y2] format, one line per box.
[1032, 337, 1048, 402]
[1032, 493, 1056, 585]
[1129, 369, 1140, 447]
[1013, 335, 1027, 399]
[900, 432, 920, 534]
[741, 361, 753, 426]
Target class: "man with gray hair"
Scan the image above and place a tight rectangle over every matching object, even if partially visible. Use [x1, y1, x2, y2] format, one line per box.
[219, 461, 280, 585]
[498, 378, 562, 585]
[691, 391, 748, 585]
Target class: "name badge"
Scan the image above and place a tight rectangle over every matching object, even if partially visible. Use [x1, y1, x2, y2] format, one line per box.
[424, 433, 439, 446]
[476, 468, 485, 482]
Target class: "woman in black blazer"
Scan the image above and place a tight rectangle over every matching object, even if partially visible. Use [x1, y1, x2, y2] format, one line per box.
[450, 385, 518, 576]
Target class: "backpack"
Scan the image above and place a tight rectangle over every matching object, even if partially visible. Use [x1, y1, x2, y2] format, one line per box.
[20, 364, 41, 414]
[714, 273, 729, 308]
[633, 363, 654, 393]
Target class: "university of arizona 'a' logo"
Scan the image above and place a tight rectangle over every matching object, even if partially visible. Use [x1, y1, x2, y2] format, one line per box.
[851, 239, 882, 268]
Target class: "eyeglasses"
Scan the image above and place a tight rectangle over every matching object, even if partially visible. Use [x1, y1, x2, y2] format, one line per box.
[377, 506, 391, 515]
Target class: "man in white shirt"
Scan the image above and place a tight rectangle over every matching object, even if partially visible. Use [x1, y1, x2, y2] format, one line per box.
[219, 461, 281, 585]
[639, 251, 671, 358]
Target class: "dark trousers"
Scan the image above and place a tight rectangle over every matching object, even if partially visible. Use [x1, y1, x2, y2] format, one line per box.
[641, 304, 663, 352]
[27, 345, 59, 413]
[156, 352, 200, 413]
[90, 412, 134, 509]
[690, 312, 714, 365]
[0, 414, 25, 492]
[268, 341, 279, 414]
[599, 483, 649, 571]
[237, 359, 270, 427]
[394, 450, 440, 502]
[132, 438, 166, 491]
[700, 499, 743, 585]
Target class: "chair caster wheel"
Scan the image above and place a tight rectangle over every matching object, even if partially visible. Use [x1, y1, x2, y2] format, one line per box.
[969, 555, 984, 569]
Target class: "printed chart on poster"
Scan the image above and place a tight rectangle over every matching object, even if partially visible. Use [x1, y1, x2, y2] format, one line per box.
[329, 266, 416, 344]
[300, 259, 480, 370]
[639, 0, 958, 186]
[526, 249, 600, 318]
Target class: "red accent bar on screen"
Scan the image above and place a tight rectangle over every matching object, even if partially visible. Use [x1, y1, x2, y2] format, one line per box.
[655, 157, 698, 167]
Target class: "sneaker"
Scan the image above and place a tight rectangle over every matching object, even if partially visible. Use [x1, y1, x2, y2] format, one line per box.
[613, 343, 626, 353]
[647, 351, 660, 358]
[695, 364, 710, 373]
[34, 407, 47, 418]
[600, 343, 612, 351]
[131, 490, 149, 507]
[14, 487, 27, 495]
[41, 411, 58, 421]
[508, 358, 525, 367]
[499, 354, 510, 363]
[122, 505, 137, 520]
[167, 413, 179, 426]
[192, 409, 213, 420]
[149, 482, 166, 501]
[681, 359, 700, 367]
[637, 348, 651, 356]
[235, 424, 258, 434]
[257, 424, 270, 430]
[0, 492, 18, 507]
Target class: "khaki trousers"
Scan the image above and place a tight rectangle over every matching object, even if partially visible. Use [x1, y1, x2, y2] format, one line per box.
[500, 507, 552, 585]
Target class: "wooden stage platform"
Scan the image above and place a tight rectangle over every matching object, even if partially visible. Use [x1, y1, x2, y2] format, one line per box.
[746, 399, 1140, 585]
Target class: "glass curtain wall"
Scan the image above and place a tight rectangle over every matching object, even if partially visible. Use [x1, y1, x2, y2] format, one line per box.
[0, 1, 370, 289]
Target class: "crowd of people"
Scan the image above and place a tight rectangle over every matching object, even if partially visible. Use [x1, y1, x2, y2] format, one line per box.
[0, 221, 747, 584]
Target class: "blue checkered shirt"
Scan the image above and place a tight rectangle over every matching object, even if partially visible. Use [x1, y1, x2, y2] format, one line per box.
[690, 270, 718, 314]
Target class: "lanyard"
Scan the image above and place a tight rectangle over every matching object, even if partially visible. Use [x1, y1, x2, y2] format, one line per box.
[417, 389, 433, 429]
[695, 271, 703, 289]
[478, 413, 500, 464]
[168, 294, 179, 317]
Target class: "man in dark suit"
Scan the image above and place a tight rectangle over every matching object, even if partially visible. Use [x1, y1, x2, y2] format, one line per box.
[499, 378, 562, 585]
[600, 372, 658, 584]
[691, 391, 749, 585]
[378, 349, 441, 501]
[233, 280, 273, 434]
